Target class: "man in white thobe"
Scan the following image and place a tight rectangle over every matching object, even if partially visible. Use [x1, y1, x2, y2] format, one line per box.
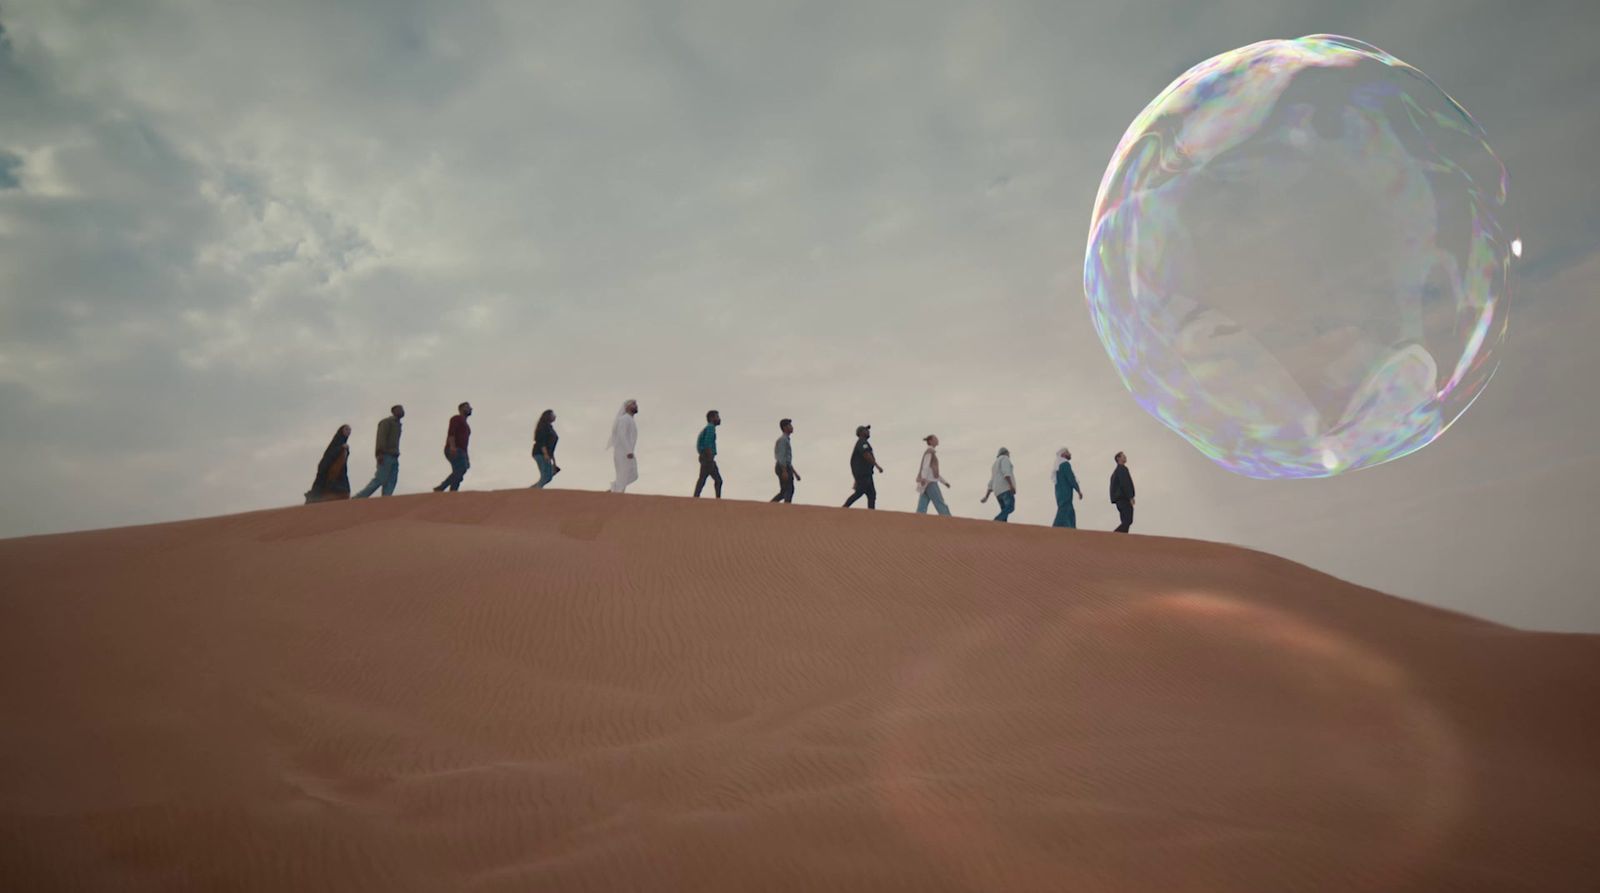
[608, 400, 640, 492]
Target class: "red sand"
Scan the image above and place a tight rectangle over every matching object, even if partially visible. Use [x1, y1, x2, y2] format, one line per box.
[2, 490, 1597, 891]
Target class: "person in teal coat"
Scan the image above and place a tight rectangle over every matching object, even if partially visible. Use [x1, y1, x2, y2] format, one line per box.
[1052, 447, 1084, 528]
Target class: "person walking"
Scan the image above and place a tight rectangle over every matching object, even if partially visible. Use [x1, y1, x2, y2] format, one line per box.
[304, 425, 353, 504]
[843, 425, 882, 509]
[915, 434, 952, 516]
[353, 405, 404, 498]
[433, 402, 473, 492]
[980, 447, 1017, 522]
[1110, 451, 1136, 532]
[608, 399, 640, 492]
[693, 410, 723, 498]
[1052, 447, 1084, 528]
[771, 418, 800, 503]
[531, 409, 560, 489]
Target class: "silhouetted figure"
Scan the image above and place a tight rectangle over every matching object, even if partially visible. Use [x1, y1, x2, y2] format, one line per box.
[1052, 447, 1084, 528]
[434, 402, 473, 492]
[694, 410, 723, 498]
[844, 425, 882, 509]
[354, 405, 404, 498]
[915, 434, 952, 516]
[608, 400, 639, 492]
[772, 418, 800, 503]
[305, 425, 352, 504]
[532, 409, 560, 489]
[981, 447, 1016, 521]
[1110, 451, 1135, 532]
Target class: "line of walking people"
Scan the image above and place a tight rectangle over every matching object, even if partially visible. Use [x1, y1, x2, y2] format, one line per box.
[304, 400, 1138, 532]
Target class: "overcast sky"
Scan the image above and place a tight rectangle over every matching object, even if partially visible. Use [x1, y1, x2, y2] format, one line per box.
[2, 1, 1597, 631]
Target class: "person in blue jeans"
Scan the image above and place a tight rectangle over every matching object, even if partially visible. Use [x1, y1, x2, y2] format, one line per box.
[981, 447, 1017, 521]
[434, 402, 473, 492]
[915, 434, 952, 516]
[354, 405, 405, 498]
[531, 409, 560, 488]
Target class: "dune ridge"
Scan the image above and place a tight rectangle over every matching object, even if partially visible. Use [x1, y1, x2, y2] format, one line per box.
[2, 490, 1598, 891]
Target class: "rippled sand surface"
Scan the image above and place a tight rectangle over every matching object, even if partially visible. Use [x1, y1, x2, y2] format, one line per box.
[2, 489, 1597, 891]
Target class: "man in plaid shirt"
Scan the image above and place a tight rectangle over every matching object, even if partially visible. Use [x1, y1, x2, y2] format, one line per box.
[694, 409, 723, 499]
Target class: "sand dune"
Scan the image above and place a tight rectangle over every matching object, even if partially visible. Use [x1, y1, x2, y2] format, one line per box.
[1, 490, 1597, 891]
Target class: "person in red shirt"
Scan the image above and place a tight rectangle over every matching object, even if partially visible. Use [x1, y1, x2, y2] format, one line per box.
[434, 401, 473, 492]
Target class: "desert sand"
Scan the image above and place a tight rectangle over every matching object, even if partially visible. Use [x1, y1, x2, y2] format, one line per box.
[1, 490, 1597, 891]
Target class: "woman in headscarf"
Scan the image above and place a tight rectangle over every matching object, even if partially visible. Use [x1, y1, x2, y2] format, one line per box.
[1052, 447, 1083, 528]
[532, 409, 560, 488]
[607, 399, 640, 493]
[305, 425, 353, 504]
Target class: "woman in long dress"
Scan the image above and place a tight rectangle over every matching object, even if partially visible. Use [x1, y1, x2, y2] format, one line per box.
[305, 425, 352, 504]
[1052, 447, 1083, 528]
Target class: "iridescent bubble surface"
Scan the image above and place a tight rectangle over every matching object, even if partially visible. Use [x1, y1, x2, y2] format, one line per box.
[1084, 35, 1509, 478]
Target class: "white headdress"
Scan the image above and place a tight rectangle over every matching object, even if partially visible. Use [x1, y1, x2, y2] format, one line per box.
[606, 400, 637, 450]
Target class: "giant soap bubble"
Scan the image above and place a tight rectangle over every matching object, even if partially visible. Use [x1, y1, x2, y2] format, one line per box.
[1085, 36, 1509, 478]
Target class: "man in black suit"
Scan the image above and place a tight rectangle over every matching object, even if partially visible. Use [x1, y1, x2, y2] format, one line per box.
[1110, 451, 1136, 533]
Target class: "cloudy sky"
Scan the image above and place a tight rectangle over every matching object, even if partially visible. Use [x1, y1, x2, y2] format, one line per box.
[2, 0, 1597, 631]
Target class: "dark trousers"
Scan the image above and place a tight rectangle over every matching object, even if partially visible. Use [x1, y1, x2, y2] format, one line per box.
[771, 464, 795, 503]
[694, 457, 722, 498]
[844, 475, 877, 509]
[1114, 499, 1134, 532]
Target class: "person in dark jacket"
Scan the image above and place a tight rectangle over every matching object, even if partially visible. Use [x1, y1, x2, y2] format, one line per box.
[843, 425, 883, 509]
[1110, 451, 1136, 532]
[532, 409, 560, 488]
[305, 425, 352, 503]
